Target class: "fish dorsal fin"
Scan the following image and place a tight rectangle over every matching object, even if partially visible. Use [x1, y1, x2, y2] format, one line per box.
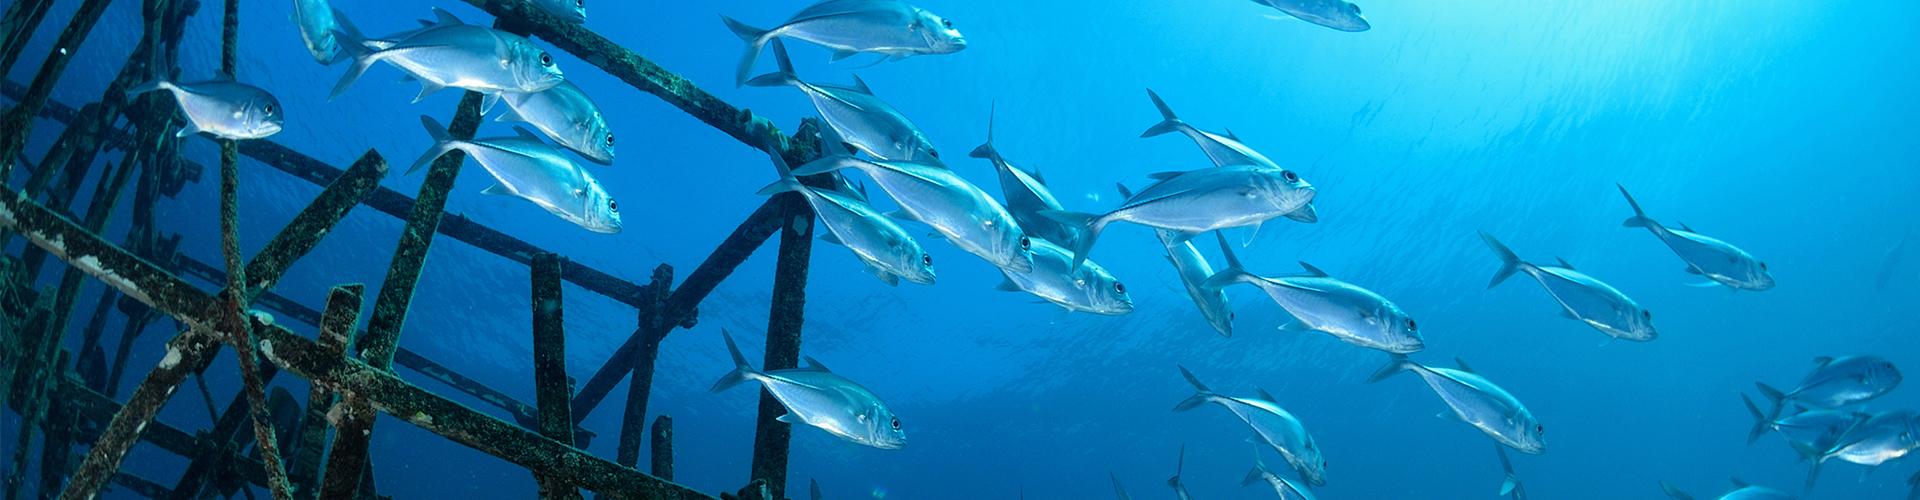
[1729, 477, 1749, 488]
[1255, 388, 1279, 403]
[431, 7, 463, 26]
[1679, 222, 1696, 232]
[1224, 128, 1242, 142]
[830, 49, 858, 62]
[1147, 170, 1185, 181]
[1114, 182, 1134, 200]
[1297, 261, 1330, 277]
[801, 356, 832, 372]
[1454, 357, 1476, 373]
[849, 74, 873, 95]
[1813, 356, 1834, 367]
[1028, 165, 1046, 185]
[512, 126, 544, 142]
[1556, 257, 1575, 269]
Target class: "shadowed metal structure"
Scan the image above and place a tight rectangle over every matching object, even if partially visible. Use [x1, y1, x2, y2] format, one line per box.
[1, 1, 830, 499]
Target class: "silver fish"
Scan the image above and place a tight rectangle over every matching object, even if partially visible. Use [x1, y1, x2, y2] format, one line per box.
[794, 156, 1034, 274]
[129, 79, 284, 139]
[292, 1, 351, 64]
[1205, 233, 1422, 353]
[531, 0, 586, 24]
[972, 105, 1082, 248]
[723, 0, 966, 85]
[1494, 443, 1528, 500]
[1045, 165, 1314, 269]
[499, 81, 614, 165]
[1618, 185, 1774, 290]
[1369, 356, 1546, 454]
[1660, 479, 1794, 500]
[1111, 473, 1132, 500]
[1114, 182, 1234, 336]
[994, 239, 1132, 315]
[1481, 232, 1657, 342]
[1742, 395, 1866, 457]
[1808, 411, 1920, 489]
[747, 40, 940, 163]
[1756, 356, 1902, 415]
[1242, 450, 1317, 500]
[1167, 445, 1195, 500]
[1256, 0, 1370, 32]
[711, 330, 907, 449]
[411, 116, 619, 233]
[757, 149, 935, 286]
[1142, 89, 1317, 223]
[332, 9, 564, 104]
[1174, 366, 1327, 486]
[810, 479, 822, 500]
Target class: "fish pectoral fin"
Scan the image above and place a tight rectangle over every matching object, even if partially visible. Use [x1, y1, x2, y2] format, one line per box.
[412, 80, 447, 103]
[994, 278, 1023, 292]
[1683, 266, 1702, 275]
[819, 232, 845, 246]
[830, 49, 859, 62]
[884, 209, 920, 224]
[1557, 309, 1579, 320]
[480, 184, 517, 197]
[1684, 281, 1722, 288]
[775, 413, 798, 424]
[174, 121, 204, 138]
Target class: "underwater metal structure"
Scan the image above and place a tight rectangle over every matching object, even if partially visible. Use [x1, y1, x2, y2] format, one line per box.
[1, 0, 831, 498]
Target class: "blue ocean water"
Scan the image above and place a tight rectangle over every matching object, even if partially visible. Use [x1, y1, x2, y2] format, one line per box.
[6, 0, 1920, 498]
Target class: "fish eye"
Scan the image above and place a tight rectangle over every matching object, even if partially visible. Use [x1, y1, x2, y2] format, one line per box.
[1759, 262, 1769, 271]
[890, 417, 901, 430]
[1229, 313, 1236, 321]
[942, 19, 953, 29]
[927, 149, 940, 159]
[1406, 319, 1417, 331]
[608, 199, 618, 213]
[1643, 310, 1652, 319]
[539, 53, 553, 66]
[264, 104, 275, 115]
[1019, 236, 1031, 250]
[1281, 170, 1299, 182]
[922, 254, 933, 266]
[575, 0, 583, 7]
[1113, 282, 1127, 294]
[604, 133, 615, 147]
[1536, 424, 1545, 434]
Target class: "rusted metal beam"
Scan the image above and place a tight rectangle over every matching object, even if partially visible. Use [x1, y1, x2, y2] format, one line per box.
[287, 284, 360, 500]
[56, 376, 271, 490]
[748, 195, 815, 499]
[0, 0, 114, 181]
[322, 90, 485, 497]
[531, 253, 581, 500]
[615, 265, 673, 467]
[0, 0, 55, 76]
[650, 415, 673, 481]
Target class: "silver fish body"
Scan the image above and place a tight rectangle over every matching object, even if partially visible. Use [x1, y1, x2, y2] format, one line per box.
[531, 0, 586, 24]
[1046, 165, 1314, 269]
[1158, 230, 1234, 336]
[412, 117, 618, 233]
[1742, 395, 1865, 458]
[333, 9, 564, 100]
[1820, 411, 1920, 466]
[970, 110, 1081, 249]
[1482, 233, 1656, 341]
[746, 41, 939, 163]
[1661, 480, 1793, 500]
[724, 0, 966, 84]
[1140, 89, 1320, 224]
[500, 81, 614, 164]
[292, 0, 347, 64]
[1618, 185, 1773, 290]
[1259, 0, 1370, 32]
[1758, 356, 1902, 411]
[712, 330, 906, 449]
[1371, 356, 1546, 454]
[760, 152, 935, 286]
[1174, 367, 1326, 486]
[997, 239, 1131, 315]
[1206, 237, 1421, 352]
[795, 157, 1034, 274]
[130, 79, 284, 139]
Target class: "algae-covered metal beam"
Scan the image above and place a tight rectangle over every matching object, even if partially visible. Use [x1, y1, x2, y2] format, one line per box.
[531, 253, 582, 500]
[323, 90, 485, 497]
[287, 284, 360, 500]
[55, 377, 272, 490]
[614, 264, 672, 468]
[0, 0, 55, 76]
[651, 415, 673, 481]
[0, 0, 114, 181]
[748, 196, 815, 499]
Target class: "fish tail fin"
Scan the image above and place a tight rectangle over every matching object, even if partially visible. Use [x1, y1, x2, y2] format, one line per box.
[754, 148, 806, 196]
[723, 15, 772, 86]
[126, 79, 171, 98]
[968, 101, 1000, 161]
[742, 38, 800, 89]
[1367, 354, 1414, 383]
[329, 33, 381, 100]
[1166, 444, 1184, 489]
[1659, 481, 1694, 500]
[408, 115, 459, 175]
[1140, 88, 1186, 138]
[810, 478, 822, 500]
[1199, 231, 1256, 290]
[1171, 365, 1215, 412]
[791, 155, 864, 177]
[329, 8, 367, 65]
[1494, 444, 1521, 496]
[1039, 210, 1109, 270]
[1754, 382, 1788, 422]
[709, 329, 760, 393]
[1240, 450, 1267, 487]
[1617, 184, 1658, 229]
[1741, 394, 1769, 445]
[1804, 458, 1824, 494]
[1479, 231, 1524, 289]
